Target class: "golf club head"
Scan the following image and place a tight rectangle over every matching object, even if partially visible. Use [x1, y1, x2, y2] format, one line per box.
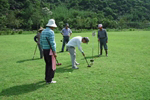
[90, 59, 94, 62]
[87, 65, 91, 67]
[56, 63, 62, 66]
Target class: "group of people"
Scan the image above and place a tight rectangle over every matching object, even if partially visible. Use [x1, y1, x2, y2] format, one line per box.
[34, 19, 108, 84]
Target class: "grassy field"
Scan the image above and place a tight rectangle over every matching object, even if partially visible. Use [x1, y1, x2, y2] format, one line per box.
[0, 31, 150, 100]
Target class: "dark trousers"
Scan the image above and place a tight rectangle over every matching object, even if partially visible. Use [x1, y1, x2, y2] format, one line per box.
[99, 38, 108, 50]
[43, 49, 55, 82]
[61, 36, 69, 51]
[37, 43, 43, 58]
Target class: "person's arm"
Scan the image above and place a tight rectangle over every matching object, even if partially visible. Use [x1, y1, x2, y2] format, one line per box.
[49, 32, 56, 52]
[69, 29, 72, 36]
[61, 29, 64, 36]
[40, 34, 43, 49]
[34, 35, 38, 42]
[97, 31, 100, 41]
[105, 30, 108, 43]
[77, 40, 84, 53]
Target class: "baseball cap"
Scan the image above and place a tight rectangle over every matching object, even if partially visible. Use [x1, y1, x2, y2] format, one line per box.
[66, 23, 69, 26]
[83, 37, 90, 44]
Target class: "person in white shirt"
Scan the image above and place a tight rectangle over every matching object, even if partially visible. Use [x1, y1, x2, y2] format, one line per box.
[66, 36, 90, 69]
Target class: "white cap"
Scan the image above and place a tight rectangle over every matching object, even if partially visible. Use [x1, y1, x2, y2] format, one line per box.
[46, 19, 57, 27]
[98, 24, 103, 28]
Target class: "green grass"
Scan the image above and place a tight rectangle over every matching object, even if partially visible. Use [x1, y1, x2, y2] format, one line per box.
[0, 31, 150, 100]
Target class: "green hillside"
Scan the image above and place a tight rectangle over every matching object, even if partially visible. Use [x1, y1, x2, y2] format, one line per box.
[0, 0, 150, 30]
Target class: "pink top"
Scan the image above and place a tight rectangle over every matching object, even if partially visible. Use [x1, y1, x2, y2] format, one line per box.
[49, 49, 56, 71]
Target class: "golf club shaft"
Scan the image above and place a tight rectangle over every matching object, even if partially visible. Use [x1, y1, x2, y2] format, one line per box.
[83, 55, 90, 66]
[32, 44, 37, 59]
[46, 37, 59, 63]
[98, 41, 99, 55]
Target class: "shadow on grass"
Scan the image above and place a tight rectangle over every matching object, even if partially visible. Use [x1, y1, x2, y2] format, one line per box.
[80, 55, 99, 60]
[56, 64, 74, 73]
[16, 58, 41, 63]
[0, 81, 46, 96]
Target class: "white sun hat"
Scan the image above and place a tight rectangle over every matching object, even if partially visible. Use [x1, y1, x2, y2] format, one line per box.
[98, 24, 103, 28]
[46, 19, 57, 27]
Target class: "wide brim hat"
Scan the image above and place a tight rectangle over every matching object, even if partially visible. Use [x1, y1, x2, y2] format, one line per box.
[38, 27, 44, 32]
[46, 19, 57, 27]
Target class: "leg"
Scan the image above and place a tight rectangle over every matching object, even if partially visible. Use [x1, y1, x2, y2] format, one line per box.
[38, 44, 43, 58]
[43, 49, 54, 82]
[103, 39, 108, 56]
[68, 47, 78, 69]
[66, 36, 70, 51]
[99, 40, 103, 56]
[61, 37, 65, 52]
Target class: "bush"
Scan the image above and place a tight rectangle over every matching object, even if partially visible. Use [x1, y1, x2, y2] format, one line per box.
[18, 30, 23, 34]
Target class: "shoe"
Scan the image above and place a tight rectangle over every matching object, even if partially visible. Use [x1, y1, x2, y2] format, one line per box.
[51, 81, 56, 83]
[46, 81, 57, 84]
[60, 51, 64, 52]
[98, 54, 102, 57]
[75, 63, 80, 65]
[72, 67, 79, 69]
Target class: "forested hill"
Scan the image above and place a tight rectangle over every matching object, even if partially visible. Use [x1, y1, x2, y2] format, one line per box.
[0, 0, 150, 30]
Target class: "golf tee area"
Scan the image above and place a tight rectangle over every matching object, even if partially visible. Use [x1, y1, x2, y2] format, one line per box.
[0, 31, 150, 100]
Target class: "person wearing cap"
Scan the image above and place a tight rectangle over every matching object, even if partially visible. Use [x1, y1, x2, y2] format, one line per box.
[60, 23, 72, 52]
[66, 36, 89, 69]
[97, 24, 108, 57]
[40, 19, 57, 84]
[34, 27, 44, 59]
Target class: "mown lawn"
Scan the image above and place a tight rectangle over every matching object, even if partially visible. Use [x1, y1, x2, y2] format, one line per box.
[0, 31, 150, 100]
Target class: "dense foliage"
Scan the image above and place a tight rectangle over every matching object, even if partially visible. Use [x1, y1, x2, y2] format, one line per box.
[0, 0, 150, 31]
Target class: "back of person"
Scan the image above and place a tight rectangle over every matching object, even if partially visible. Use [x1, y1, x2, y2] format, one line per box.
[67, 36, 82, 47]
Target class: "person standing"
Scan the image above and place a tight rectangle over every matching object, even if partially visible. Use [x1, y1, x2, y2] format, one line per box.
[34, 27, 44, 59]
[66, 36, 90, 69]
[40, 19, 57, 84]
[60, 23, 72, 52]
[97, 24, 108, 57]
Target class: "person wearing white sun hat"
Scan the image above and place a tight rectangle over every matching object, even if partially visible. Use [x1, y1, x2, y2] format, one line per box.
[97, 24, 108, 57]
[40, 19, 57, 84]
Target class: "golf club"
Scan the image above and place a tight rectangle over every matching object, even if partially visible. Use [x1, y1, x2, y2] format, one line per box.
[98, 40, 100, 55]
[32, 44, 37, 60]
[90, 32, 96, 63]
[46, 37, 62, 66]
[83, 54, 91, 67]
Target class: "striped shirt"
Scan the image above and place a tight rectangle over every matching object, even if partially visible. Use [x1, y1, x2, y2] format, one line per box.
[40, 27, 56, 52]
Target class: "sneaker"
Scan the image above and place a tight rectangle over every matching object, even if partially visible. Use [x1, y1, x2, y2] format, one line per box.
[46, 81, 57, 84]
[51, 81, 56, 83]
[75, 63, 80, 65]
[72, 67, 79, 69]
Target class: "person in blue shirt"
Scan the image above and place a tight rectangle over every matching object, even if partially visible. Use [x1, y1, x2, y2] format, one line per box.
[40, 19, 57, 84]
[60, 23, 72, 52]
